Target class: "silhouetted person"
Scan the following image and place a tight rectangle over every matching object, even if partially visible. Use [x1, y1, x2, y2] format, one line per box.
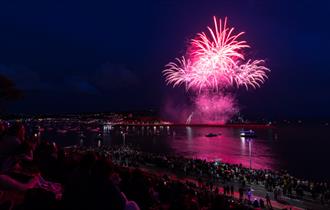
[230, 185, 234, 196]
[0, 123, 26, 170]
[239, 187, 244, 201]
[266, 192, 272, 209]
[247, 188, 252, 201]
[259, 198, 265, 208]
[253, 199, 259, 208]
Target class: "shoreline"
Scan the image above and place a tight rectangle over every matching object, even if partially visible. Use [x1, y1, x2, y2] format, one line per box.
[109, 123, 275, 128]
[64, 144, 326, 183]
[65, 145, 330, 209]
[66, 144, 329, 187]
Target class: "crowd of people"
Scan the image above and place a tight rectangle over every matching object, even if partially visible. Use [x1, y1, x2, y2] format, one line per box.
[69, 144, 330, 206]
[0, 121, 329, 210]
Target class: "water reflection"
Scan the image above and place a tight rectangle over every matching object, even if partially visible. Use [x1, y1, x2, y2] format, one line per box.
[168, 127, 274, 169]
[186, 127, 193, 141]
[42, 125, 276, 169]
[34, 122, 330, 180]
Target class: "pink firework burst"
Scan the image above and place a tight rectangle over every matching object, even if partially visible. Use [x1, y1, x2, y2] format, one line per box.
[163, 57, 193, 89]
[163, 16, 270, 92]
[232, 59, 269, 89]
[190, 17, 248, 70]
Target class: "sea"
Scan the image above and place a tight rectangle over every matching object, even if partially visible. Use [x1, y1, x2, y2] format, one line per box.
[37, 123, 330, 181]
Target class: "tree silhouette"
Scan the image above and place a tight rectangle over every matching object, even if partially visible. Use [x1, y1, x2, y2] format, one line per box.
[0, 75, 23, 112]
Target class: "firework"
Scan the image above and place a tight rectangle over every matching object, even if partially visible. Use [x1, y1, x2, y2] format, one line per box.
[163, 16, 269, 91]
[163, 16, 270, 124]
[163, 57, 192, 89]
[232, 60, 269, 89]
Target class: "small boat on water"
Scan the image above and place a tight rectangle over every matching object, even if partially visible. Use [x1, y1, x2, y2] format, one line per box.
[205, 133, 218, 137]
[240, 130, 256, 137]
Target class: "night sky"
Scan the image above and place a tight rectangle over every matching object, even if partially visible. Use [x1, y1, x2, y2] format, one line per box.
[0, 0, 329, 119]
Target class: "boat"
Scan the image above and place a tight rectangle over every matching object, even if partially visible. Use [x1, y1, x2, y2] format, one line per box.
[205, 133, 218, 137]
[240, 130, 256, 137]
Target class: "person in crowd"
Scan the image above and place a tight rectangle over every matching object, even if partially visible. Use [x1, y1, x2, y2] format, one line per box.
[247, 188, 252, 201]
[259, 198, 265, 208]
[274, 187, 278, 200]
[0, 123, 26, 170]
[239, 187, 244, 201]
[0, 173, 40, 192]
[266, 192, 272, 209]
[253, 198, 259, 208]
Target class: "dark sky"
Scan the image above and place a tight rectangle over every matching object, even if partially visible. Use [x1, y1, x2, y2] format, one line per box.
[0, 0, 329, 119]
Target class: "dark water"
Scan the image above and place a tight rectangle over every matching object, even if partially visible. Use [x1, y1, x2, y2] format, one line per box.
[40, 124, 330, 181]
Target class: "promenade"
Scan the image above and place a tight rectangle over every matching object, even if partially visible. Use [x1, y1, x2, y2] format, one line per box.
[66, 146, 330, 210]
[133, 165, 328, 210]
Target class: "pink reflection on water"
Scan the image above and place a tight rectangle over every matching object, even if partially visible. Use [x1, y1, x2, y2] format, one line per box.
[170, 127, 276, 170]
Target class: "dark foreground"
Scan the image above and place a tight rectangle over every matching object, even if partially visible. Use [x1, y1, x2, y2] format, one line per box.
[0, 122, 329, 210]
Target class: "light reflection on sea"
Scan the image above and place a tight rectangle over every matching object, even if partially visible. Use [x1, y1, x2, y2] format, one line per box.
[39, 123, 330, 180]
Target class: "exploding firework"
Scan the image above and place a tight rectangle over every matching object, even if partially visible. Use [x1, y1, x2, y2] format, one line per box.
[163, 57, 193, 89]
[232, 59, 269, 89]
[163, 16, 270, 124]
[163, 16, 269, 91]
